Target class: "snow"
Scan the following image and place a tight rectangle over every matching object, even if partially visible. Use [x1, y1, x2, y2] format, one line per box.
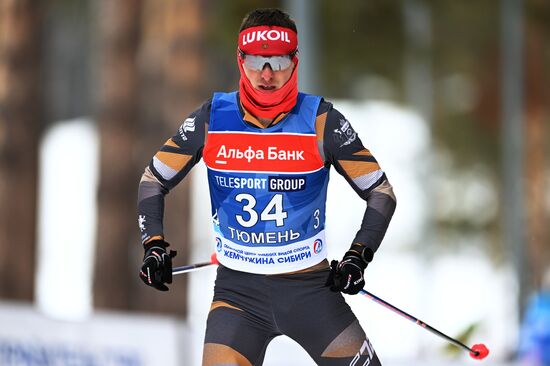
[36, 118, 99, 321]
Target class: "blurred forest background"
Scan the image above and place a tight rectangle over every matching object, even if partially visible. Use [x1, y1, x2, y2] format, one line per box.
[0, 0, 549, 334]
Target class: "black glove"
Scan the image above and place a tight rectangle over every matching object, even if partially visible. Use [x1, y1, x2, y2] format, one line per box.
[326, 244, 373, 295]
[139, 240, 177, 291]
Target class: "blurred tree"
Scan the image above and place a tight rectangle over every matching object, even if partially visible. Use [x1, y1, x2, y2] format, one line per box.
[131, 0, 206, 315]
[43, 0, 92, 122]
[93, 0, 142, 310]
[0, 0, 44, 300]
[431, 1, 500, 168]
[318, 0, 405, 100]
[93, 0, 206, 315]
[524, 0, 549, 290]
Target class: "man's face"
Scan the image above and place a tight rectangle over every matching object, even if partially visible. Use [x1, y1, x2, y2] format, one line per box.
[242, 59, 295, 93]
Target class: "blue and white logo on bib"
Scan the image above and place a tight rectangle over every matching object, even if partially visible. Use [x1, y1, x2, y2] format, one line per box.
[313, 239, 323, 254]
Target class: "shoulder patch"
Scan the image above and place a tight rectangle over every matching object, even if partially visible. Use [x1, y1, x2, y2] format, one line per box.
[179, 116, 196, 141]
[332, 118, 357, 147]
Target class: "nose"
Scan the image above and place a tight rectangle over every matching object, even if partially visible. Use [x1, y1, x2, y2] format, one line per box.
[260, 64, 274, 80]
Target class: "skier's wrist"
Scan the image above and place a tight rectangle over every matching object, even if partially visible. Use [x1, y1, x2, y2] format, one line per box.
[348, 243, 374, 267]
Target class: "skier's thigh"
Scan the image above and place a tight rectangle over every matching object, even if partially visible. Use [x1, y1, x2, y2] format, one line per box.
[203, 343, 253, 366]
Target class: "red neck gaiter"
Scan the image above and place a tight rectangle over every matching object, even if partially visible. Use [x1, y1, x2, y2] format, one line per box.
[237, 26, 299, 120]
[238, 59, 298, 120]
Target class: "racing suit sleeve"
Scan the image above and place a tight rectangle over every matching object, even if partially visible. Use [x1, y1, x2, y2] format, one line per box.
[318, 100, 397, 256]
[137, 99, 211, 244]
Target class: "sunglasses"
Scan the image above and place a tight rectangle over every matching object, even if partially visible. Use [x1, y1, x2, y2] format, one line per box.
[239, 51, 296, 71]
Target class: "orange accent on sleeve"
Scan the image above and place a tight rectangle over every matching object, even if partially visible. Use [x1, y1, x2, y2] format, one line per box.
[353, 149, 372, 156]
[338, 160, 381, 179]
[315, 112, 327, 142]
[154, 151, 192, 172]
[164, 138, 179, 148]
[144, 235, 163, 244]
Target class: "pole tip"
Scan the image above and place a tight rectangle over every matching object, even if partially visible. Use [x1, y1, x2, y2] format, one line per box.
[470, 343, 489, 360]
[210, 253, 220, 265]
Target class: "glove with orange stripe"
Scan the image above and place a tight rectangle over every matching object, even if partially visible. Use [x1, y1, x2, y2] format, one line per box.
[139, 240, 177, 291]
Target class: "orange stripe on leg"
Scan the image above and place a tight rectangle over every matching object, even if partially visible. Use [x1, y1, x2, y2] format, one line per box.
[209, 301, 243, 313]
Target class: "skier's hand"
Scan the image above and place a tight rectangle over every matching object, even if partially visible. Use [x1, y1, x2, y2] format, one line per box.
[325, 245, 372, 295]
[139, 240, 177, 291]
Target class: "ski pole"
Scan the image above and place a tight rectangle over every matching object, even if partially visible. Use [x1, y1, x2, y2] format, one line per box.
[172, 253, 219, 275]
[358, 289, 489, 360]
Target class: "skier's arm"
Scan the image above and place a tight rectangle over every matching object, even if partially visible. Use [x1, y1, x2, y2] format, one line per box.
[320, 102, 396, 256]
[137, 99, 211, 245]
[319, 102, 396, 295]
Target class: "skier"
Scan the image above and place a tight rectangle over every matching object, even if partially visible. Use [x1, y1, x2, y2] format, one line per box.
[138, 8, 396, 366]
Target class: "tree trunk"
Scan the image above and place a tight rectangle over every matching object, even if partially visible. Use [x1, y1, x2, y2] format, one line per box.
[93, 0, 141, 310]
[0, 0, 43, 301]
[93, 0, 205, 314]
[131, 0, 205, 315]
[524, 23, 549, 289]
